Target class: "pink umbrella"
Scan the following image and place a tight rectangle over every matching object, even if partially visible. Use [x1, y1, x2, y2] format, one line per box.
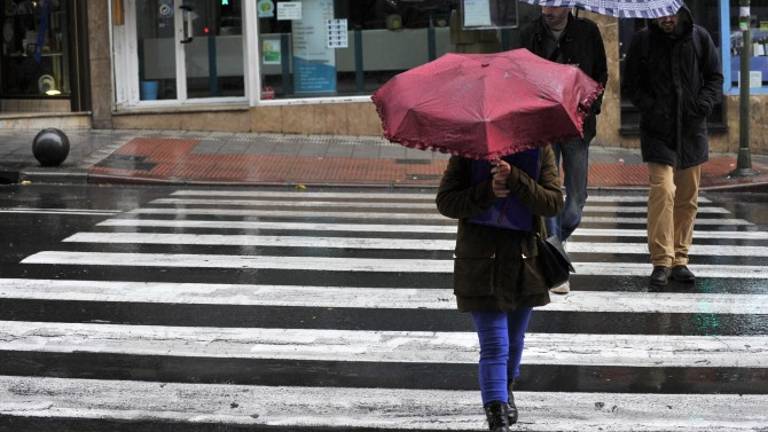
[371, 49, 603, 160]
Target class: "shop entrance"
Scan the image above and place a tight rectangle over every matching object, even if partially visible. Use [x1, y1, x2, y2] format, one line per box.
[132, 0, 245, 103]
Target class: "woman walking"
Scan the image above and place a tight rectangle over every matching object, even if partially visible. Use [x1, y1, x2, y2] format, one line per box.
[436, 146, 563, 431]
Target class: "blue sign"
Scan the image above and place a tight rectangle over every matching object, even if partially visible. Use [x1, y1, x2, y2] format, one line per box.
[292, 0, 337, 94]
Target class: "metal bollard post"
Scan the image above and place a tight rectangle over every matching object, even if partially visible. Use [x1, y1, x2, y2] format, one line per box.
[355, 26, 364, 93]
[732, 0, 756, 177]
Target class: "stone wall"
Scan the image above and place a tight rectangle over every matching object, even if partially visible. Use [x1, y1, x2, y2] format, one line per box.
[112, 102, 382, 136]
[715, 95, 768, 154]
[88, 0, 113, 129]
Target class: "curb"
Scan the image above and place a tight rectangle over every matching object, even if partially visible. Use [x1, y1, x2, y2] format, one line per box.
[700, 181, 768, 193]
[19, 170, 89, 185]
[85, 173, 439, 190]
[8, 169, 768, 193]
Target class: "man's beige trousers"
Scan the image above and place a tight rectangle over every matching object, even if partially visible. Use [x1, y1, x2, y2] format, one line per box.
[646, 162, 702, 267]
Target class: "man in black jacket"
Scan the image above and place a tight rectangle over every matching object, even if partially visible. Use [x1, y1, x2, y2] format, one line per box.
[519, 7, 608, 294]
[622, 5, 723, 286]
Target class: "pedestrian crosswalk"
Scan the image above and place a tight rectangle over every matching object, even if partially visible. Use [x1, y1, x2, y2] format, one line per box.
[1, 188, 768, 431]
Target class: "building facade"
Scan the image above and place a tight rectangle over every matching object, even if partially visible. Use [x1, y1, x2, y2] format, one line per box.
[15, 0, 768, 154]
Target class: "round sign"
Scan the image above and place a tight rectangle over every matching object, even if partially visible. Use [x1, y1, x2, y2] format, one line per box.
[258, 0, 274, 17]
[159, 4, 173, 17]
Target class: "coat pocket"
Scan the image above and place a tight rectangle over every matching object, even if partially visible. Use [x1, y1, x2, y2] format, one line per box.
[641, 106, 673, 139]
[518, 247, 550, 296]
[453, 256, 495, 297]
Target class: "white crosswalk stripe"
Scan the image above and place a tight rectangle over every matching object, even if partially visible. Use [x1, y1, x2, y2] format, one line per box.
[3, 189, 768, 431]
[168, 189, 713, 204]
[62, 232, 768, 257]
[20, 251, 768, 277]
[3, 376, 765, 432]
[127, 207, 754, 225]
[2, 278, 767, 314]
[149, 197, 731, 214]
[2, 321, 766, 367]
[98, 218, 768, 239]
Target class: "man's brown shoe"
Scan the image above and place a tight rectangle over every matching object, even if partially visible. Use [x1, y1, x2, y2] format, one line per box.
[650, 266, 671, 286]
[671, 265, 695, 282]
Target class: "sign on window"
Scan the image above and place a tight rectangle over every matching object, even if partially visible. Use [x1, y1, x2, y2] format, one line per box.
[461, 0, 518, 29]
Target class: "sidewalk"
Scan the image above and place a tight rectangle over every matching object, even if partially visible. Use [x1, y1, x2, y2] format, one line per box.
[1, 128, 767, 191]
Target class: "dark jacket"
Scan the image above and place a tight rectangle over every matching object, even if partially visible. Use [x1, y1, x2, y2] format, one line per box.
[622, 6, 723, 169]
[519, 12, 608, 143]
[436, 146, 563, 312]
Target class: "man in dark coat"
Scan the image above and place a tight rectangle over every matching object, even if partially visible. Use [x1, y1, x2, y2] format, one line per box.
[622, 5, 723, 286]
[518, 7, 608, 294]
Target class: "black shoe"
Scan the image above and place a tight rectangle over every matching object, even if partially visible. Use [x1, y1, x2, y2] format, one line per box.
[507, 381, 519, 425]
[671, 265, 695, 282]
[483, 401, 511, 432]
[650, 266, 671, 286]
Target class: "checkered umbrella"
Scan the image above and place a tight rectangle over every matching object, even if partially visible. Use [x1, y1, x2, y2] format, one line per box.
[522, 0, 685, 19]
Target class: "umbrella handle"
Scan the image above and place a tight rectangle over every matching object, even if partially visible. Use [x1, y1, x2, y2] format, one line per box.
[491, 158, 509, 223]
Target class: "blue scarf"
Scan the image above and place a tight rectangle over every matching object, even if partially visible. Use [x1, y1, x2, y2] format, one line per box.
[469, 148, 541, 231]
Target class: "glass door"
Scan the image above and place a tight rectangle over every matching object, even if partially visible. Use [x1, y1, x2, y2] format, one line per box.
[133, 0, 244, 102]
[136, 0, 177, 100]
[180, 0, 244, 99]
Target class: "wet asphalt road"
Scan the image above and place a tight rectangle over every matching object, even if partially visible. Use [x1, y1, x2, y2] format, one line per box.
[0, 183, 767, 431]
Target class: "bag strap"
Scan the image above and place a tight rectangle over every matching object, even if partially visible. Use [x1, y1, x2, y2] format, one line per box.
[531, 148, 547, 239]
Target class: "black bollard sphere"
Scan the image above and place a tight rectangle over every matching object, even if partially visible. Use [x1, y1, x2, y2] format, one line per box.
[32, 128, 70, 167]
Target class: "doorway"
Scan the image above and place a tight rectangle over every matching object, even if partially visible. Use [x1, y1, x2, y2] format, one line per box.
[128, 0, 245, 104]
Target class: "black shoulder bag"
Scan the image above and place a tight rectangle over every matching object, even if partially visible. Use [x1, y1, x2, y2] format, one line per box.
[536, 234, 575, 288]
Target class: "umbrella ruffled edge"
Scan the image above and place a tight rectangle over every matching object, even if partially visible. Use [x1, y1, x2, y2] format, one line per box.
[371, 91, 504, 160]
[574, 83, 605, 132]
[371, 84, 605, 160]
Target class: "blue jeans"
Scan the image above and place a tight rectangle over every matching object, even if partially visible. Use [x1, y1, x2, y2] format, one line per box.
[546, 137, 590, 242]
[471, 308, 534, 405]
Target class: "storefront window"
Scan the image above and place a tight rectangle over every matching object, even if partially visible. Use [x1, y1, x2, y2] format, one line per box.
[257, 0, 456, 99]
[1, 0, 70, 97]
[728, 0, 768, 89]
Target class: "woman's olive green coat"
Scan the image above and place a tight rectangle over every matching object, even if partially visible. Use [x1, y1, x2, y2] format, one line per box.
[436, 146, 564, 312]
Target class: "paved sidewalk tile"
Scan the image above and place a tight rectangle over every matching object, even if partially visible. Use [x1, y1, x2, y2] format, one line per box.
[88, 137, 446, 186]
[82, 135, 768, 190]
[2, 129, 767, 190]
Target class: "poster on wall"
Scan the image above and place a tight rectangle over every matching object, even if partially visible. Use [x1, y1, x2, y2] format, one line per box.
[277, 2, 302, 20]
[463, 0, 491, 27]
[262, 38, 282, 65]
[292, 0, 336, 94]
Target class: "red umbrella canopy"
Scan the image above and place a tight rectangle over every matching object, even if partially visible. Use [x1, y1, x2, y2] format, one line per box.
[371, 49, 603, 160]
